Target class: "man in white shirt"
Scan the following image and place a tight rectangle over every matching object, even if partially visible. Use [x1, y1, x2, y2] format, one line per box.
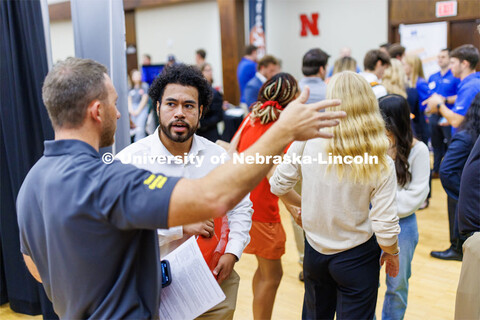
[117, 64, 253, 319]
[360, 49, 391, 99]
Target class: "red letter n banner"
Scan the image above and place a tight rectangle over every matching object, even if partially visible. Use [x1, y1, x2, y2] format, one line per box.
[300, 13, 319, 37]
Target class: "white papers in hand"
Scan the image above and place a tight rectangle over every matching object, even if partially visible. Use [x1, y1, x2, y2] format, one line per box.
[159, 236, 226, 320]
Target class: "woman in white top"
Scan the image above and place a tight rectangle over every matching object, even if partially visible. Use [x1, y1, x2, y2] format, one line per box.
[270, 71, 400, 320]
[379, 94, 430, 320]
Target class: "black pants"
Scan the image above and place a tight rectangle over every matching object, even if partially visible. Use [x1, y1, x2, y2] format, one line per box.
[430, 114, 451, 173]
[302, 236, 381, 320]
[448, 196, 458, 249]
[447, 196, 467, 252]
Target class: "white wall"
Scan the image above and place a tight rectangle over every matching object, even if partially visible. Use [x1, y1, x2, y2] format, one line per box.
[264, 0, 388, 80]
[47, 0, 388, 89]
[49, 19, 75, 63]
[47, 1, 223, 87]
[135, 0, 223, 88]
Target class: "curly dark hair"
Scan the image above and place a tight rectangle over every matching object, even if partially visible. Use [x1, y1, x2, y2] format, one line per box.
[149, 63, 213, 114]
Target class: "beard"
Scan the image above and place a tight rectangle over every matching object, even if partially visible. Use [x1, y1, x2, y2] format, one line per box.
[159, 118, 198, 143]
[99, 120, 116, 148]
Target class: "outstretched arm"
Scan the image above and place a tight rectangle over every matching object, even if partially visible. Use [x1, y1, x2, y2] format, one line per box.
[167, 87, 346, 227]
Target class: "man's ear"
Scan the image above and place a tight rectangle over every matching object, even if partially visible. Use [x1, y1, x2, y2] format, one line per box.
[87, 100, 102, 124]
[318, 66, 326, 77]
[156, 101, 160, 114]
[199, 105, 203, 119]
[318, 66, 327, 80]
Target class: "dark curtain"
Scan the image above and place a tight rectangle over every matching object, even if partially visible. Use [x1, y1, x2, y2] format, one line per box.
[0, 1, 57, 318]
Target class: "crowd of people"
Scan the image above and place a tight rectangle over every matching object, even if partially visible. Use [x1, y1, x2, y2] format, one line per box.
[15, 34, 480, 320]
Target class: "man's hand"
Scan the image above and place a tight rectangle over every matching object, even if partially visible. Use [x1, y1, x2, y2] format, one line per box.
[23, 254, 42, 283]
[183, 220, 214, 238]
[276, 86, 346, 141]
[423, 93, 444, 114]
[438, 118, 449, 127]
[213, 253, 237, 285]
[380, 252, 399, 277]
[286, 205, 302, 227]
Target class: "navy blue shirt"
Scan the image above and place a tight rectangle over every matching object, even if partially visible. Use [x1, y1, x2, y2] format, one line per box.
[439, 130, 475, 200]
[457, 136, 480, 234]
[244, 75, 264, 109]
[17, 140, 180, 319]
[428, 69, 460, 109]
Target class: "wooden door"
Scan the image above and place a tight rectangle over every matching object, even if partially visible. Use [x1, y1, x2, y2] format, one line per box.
[450, 19, 480, 71]
[125, 10, 138, 77]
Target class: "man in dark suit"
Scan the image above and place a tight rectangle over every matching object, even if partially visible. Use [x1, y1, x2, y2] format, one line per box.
[243, 55, 280, 109]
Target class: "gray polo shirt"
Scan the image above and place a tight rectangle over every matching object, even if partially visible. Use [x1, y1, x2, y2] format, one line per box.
[299, 77, 327, 104]
[17, 140, 180, 319]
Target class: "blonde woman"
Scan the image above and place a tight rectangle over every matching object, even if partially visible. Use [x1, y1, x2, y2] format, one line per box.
[383, 58, 407, 98]
[270, 71, 400, 320]
[332, 56, 357, 75]
[404, 54, 429, 99]
[404, 54, 432, 209]
[403, 54, 431, 145]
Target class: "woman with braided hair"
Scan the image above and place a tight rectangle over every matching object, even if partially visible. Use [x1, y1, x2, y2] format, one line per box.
[234, 72, 299, 320]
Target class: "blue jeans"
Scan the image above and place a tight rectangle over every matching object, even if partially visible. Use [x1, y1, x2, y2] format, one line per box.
[382, 214, 419, 320]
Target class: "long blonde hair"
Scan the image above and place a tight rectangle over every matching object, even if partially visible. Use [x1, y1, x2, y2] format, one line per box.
[325, 71, 391, 184]
[382, 58, 407, 98]
[404, 54, 425, 87]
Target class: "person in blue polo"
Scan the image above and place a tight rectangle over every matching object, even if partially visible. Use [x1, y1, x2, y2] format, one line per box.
[425, 44, 480, 134]
[427, 48, 460, 177]
[237, 45, 258, 104]
[16, 57, 345, 319]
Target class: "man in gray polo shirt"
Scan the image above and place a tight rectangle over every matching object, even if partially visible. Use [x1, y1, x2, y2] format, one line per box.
[292, 48, 332, 281]
[299, 48, 330, 104]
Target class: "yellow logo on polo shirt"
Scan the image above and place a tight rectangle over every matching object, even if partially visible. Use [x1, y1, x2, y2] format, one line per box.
[143, 174, 168, 189]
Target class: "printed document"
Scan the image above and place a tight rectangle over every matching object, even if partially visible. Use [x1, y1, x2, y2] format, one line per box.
[159, 236, 226, 319]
